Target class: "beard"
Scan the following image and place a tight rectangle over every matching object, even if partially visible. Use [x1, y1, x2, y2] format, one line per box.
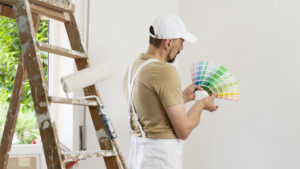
[167, 50, 180, 63]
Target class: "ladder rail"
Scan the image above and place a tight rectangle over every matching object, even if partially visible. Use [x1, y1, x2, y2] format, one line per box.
[13, 1, 63, 168]
[0, 59, 27, 169]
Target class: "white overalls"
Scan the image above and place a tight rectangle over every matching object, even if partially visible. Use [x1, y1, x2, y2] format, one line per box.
[127, 59, 184, 169]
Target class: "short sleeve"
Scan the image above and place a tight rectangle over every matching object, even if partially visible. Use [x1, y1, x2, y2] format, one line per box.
[152, 65, 184, 108]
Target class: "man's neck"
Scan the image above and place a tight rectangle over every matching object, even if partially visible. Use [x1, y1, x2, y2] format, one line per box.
[146, 45, 167, 63]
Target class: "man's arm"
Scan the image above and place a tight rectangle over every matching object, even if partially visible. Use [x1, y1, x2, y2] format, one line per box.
[166, 95, 218, 140]
[153, 66, 217, 139]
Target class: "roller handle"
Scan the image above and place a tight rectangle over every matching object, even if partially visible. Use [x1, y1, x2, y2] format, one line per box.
[99, 105, 118, 139]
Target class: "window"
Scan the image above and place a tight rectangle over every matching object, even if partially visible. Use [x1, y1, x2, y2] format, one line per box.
[0, 15, 49, 169]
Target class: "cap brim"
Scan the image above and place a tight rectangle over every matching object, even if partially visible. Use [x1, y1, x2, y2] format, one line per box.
[182, 32, 198, 43]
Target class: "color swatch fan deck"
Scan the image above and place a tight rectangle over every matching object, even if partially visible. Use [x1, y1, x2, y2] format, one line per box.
[191, 61, 240, 108]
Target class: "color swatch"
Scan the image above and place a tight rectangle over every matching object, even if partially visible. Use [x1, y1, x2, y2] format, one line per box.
[191, 61, 240, 107]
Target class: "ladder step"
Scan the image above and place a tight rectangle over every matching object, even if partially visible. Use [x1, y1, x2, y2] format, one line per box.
[36, 41, 88, 59]
[0, 3, 14, 19]
[0, 0, 13, 5]
[30, 4, 70, 23]
[48, 96, 98, 106]
[61, 150, 117, 162]
[29, 0, 75, 13]
[1, 0, 73, 12]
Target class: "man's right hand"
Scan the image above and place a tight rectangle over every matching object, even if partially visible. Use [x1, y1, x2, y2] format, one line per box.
[166, 93, 218, 140]
[198, 94, 218, 112]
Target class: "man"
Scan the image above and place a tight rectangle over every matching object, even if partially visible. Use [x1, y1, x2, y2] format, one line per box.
[123, 14, 218, 169]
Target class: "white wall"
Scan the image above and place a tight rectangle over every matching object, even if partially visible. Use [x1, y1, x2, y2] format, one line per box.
[178, 0, 300, 169]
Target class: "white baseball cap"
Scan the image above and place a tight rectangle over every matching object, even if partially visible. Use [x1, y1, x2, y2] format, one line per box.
[150, 14, 198, 43]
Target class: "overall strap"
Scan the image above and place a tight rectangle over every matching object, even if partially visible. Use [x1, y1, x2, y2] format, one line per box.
[127, 59, 159, 137]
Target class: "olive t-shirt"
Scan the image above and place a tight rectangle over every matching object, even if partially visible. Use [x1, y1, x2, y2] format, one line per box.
[123, 53, 184, 139]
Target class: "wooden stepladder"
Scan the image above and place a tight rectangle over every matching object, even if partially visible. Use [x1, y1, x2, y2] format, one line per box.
[0, 0, 124, 169]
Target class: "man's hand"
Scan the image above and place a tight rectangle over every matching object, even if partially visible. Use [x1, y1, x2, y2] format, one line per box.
[182, 84, 203, 103]
[199, 94, 218, 112]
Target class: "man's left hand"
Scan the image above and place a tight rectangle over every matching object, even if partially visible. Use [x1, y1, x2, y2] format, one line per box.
[182, 84, 203, 103]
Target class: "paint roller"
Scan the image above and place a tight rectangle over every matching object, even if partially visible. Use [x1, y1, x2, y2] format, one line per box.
[60, 62, 128, 169]
[61, 61, 114, 94]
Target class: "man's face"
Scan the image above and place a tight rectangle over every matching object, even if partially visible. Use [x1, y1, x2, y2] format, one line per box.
[167, 38, 184, 63]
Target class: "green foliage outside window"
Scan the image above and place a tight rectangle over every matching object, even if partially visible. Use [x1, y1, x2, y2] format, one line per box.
[0, 16, 49, 144]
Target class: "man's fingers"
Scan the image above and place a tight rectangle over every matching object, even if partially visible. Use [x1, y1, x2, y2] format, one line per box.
[209, 105, 218, 112]
[214, 106, 218, 111]
[192, 84, 203, 91]
[210, 94, 218, 111]
[211, 93, 216, 99]
[195, 85, 203, 91]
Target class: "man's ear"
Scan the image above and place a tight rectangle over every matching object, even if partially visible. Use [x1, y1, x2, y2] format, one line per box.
[164, 39, 172, 50]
